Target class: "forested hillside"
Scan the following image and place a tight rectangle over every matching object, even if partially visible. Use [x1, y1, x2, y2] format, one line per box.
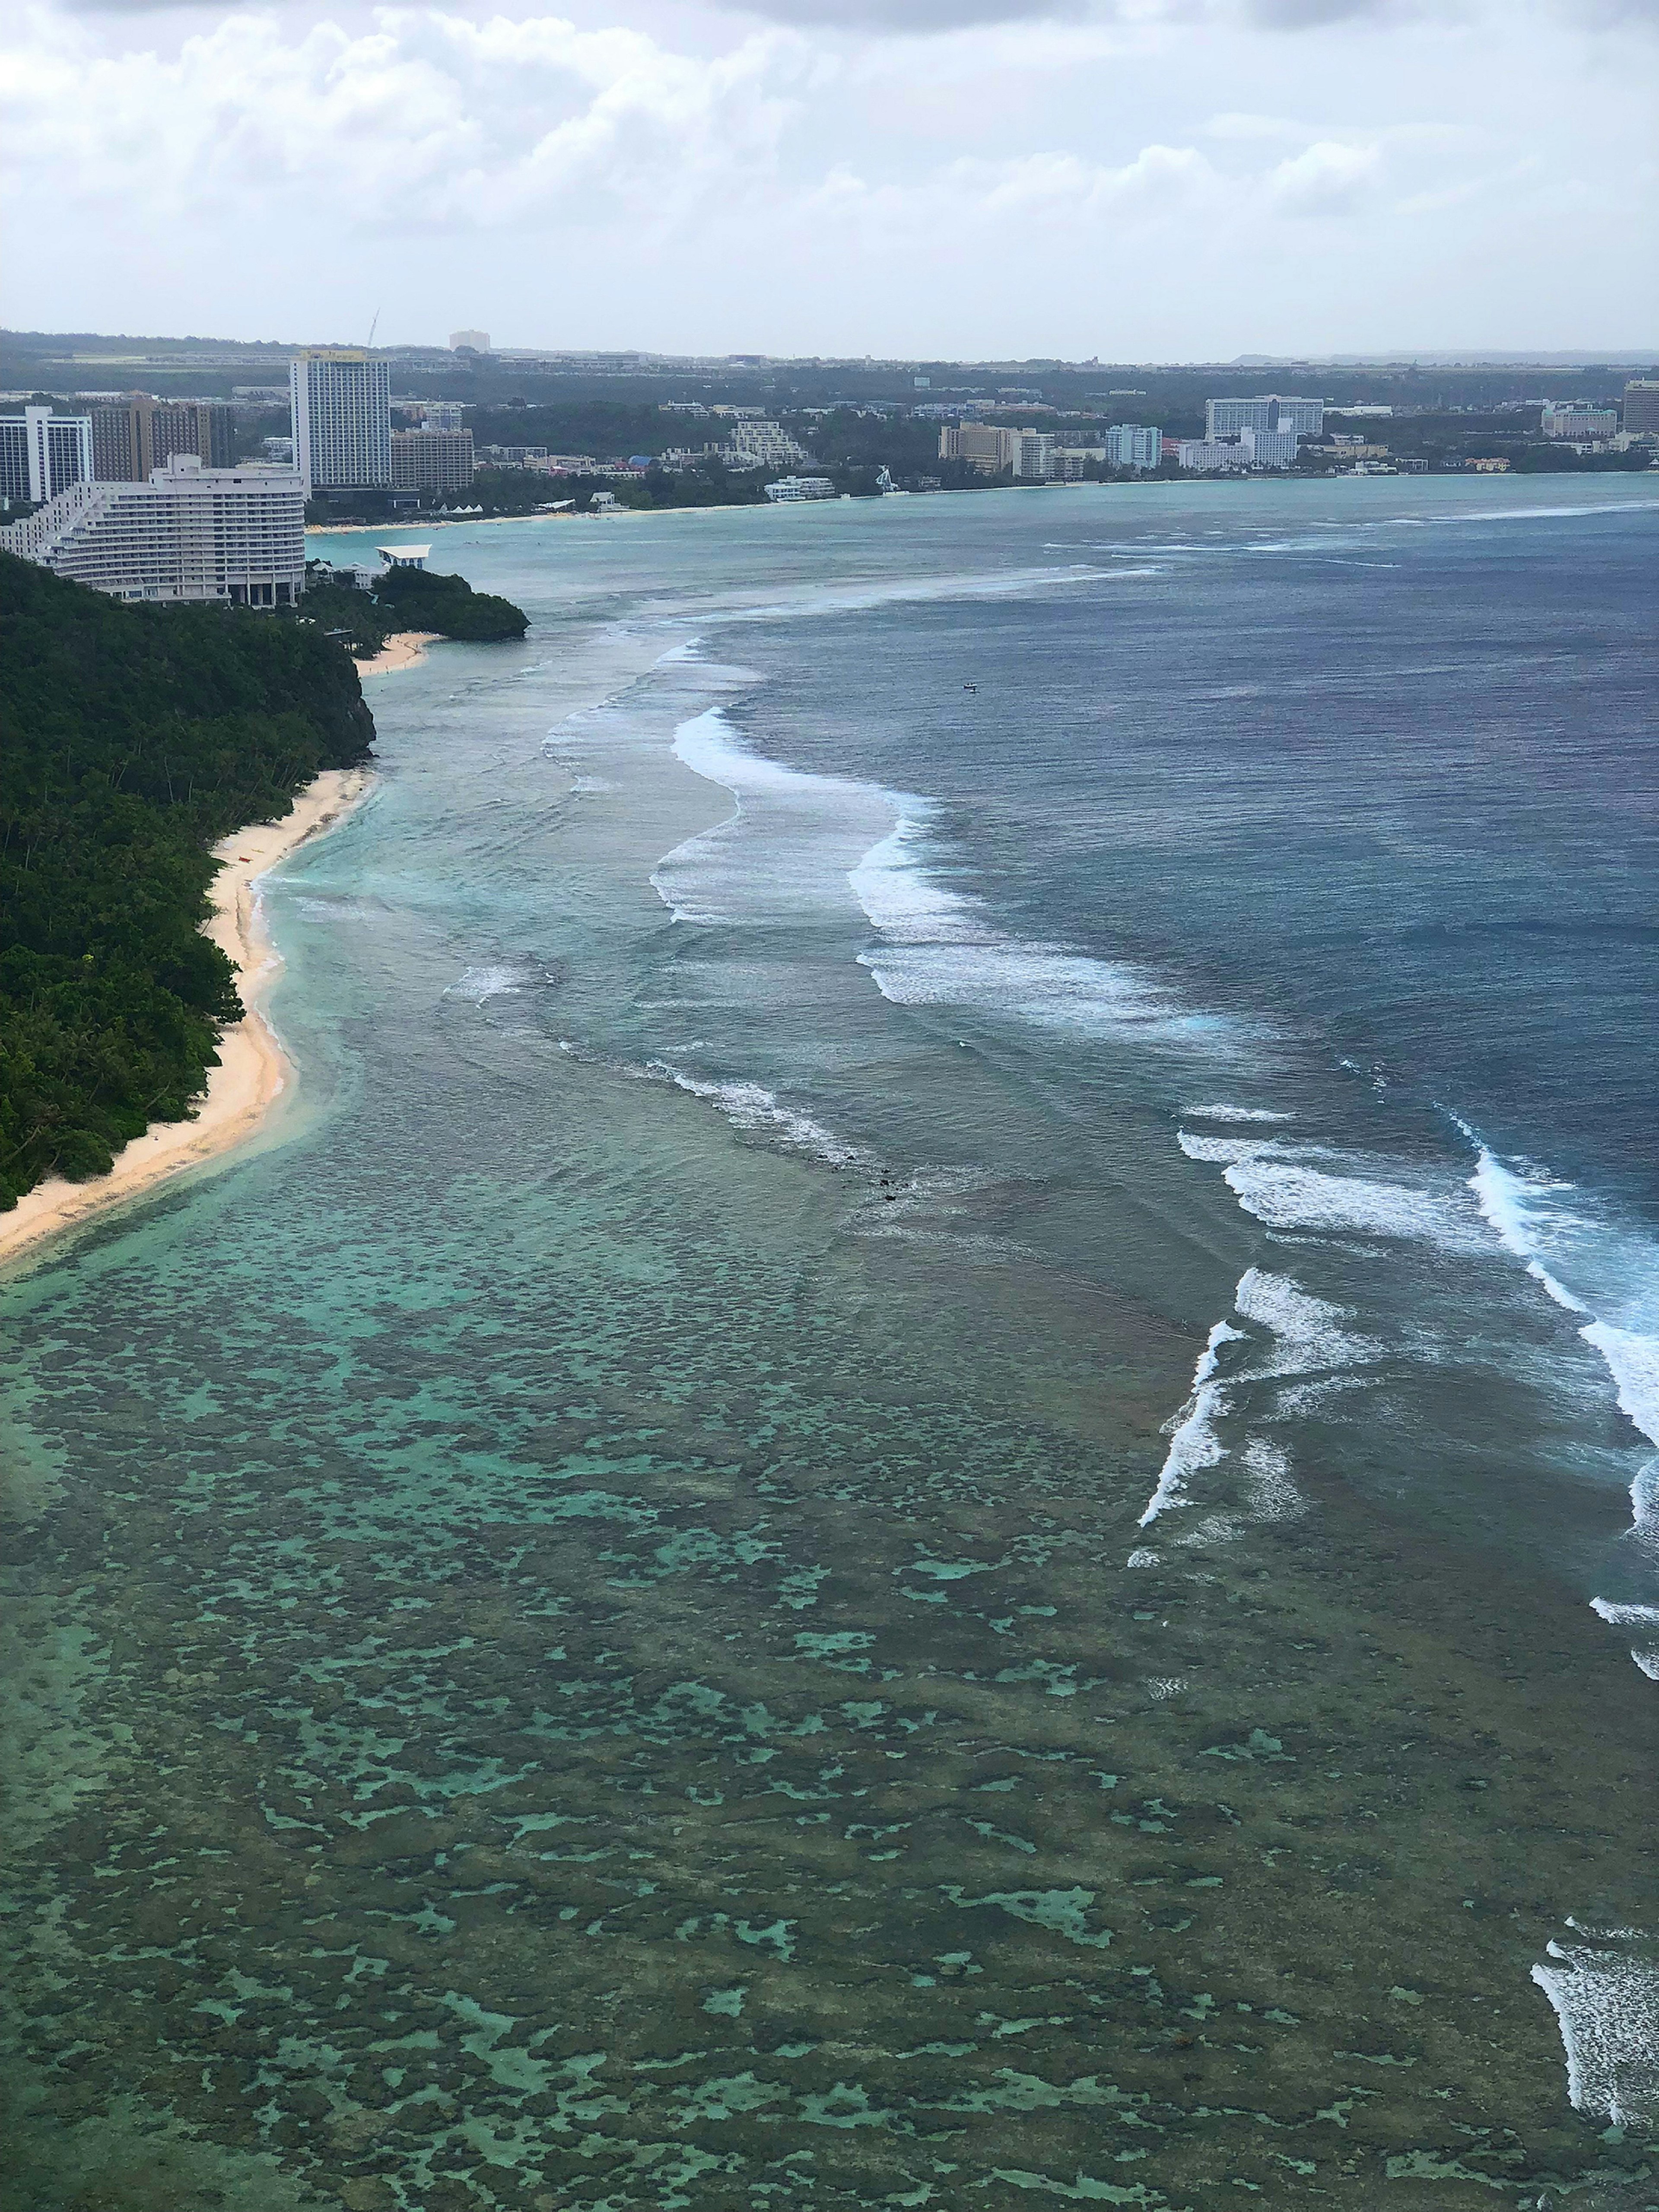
[0, 553, 375, 1205]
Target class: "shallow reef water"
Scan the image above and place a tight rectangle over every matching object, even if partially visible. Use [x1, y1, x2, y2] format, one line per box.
[5, 483, 1659, 2209]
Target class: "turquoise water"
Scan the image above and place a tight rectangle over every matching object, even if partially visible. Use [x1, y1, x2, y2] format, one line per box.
[5, 479, 1659, 2209]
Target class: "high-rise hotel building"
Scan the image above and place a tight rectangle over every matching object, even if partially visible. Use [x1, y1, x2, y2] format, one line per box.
[91, 397, 236, 482]
[290, 350, 392, 491]
[0, 406, 95, 506]
[0, 454, 306, 607]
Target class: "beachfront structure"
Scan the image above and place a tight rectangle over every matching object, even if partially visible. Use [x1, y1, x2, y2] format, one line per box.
[1623, 380, 1659, 436]
[391, 427, 476, 495]
[376, 543, 430, 569]
[0, 406, 94, 506]
[1176, 437, 1249, 472]
[1540, 403, 1619, 441]
[91, 397, 235, 482]
[1103, 423, 1162, 470]
[1205, 395, 1324, 439]
[764, 476, 837, 501]
[725, 420, 812, 470]
[290, 350, 392, 492]
[937, 424, 1058, 479]
[0, 454, 306, 607]
[1239, 425, 1299, 468]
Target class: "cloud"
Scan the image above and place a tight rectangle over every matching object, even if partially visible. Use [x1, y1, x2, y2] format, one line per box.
[1265, 135, 1382, 212]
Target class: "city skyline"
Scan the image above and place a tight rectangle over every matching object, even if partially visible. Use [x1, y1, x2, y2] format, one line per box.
[3, 0, 1654, 358]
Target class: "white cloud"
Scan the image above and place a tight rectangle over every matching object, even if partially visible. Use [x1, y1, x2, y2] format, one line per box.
[1264, 135, 1382, 213]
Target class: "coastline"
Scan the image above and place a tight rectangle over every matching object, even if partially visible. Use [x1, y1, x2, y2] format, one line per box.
[357, 629, 439, 675]
[0, 765, 375, 1274]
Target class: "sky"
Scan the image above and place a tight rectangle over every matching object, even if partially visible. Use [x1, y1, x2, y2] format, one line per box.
[2, 0, 1655, 357]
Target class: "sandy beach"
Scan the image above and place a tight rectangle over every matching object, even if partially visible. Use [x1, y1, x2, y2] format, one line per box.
[357, 629, 439, 675]
[0, 766, 375, 1274]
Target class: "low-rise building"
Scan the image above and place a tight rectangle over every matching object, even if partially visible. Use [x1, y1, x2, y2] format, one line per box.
[764, 476, 837, 502]
[0, 406, 94, 505]
[391, 427, 476, 495]
[1540, 403, 1618, 440]
[0, 453, 305, 606]
[1465, 456, 1511, 473]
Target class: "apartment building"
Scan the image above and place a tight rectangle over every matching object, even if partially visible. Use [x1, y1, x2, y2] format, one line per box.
[391, 427, 476, 495]
[90, 397, 235, 482]
[1176, 438, 1250, 472]
[290, 350, 392, 490]
[1205, 395, 1324, 439]
[0, 454, 306, 607]
[0, 406, 94, 505]
[725, 420, 812, 469]
[1103, 423, 1162, 470]
[937, 425, 1057, 478]
[1623, 380, 1659, 436]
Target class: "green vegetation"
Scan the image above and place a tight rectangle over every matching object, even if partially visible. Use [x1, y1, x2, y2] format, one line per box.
[372, 563, 528, 640]
[0, 552, 374, 1205]
[293, 563, 528, 650]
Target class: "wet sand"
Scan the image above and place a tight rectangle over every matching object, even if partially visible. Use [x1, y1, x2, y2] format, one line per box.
[0, 766, 374, 1274]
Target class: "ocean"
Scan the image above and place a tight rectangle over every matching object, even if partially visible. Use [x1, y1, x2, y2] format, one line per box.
[4, 475, 1658, 2208]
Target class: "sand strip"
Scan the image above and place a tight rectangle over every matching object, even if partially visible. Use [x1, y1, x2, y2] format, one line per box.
[0, 766, 375, 1274]
[357, 630, 439, 676]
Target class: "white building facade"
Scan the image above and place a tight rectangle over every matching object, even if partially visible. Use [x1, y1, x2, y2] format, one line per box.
[1205, 395, 1324, 439]
[0, 406, 94, 506]
[1103, 423, 1162, 470]
[1540, 404, 1619, 440]
[290, 351, 392, 491]
[1176, 438, 1249, 472]
[764, 476, 837, 501]
[0, 454, 307, 607]
[1239, 425, 1299, 467]
[726, 420, 812, 469]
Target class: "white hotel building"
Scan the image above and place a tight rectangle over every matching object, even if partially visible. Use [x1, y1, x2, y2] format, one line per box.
[0, 405, 94, 505]
[0, 454, 307, 607]
[290, 350, 393, 490]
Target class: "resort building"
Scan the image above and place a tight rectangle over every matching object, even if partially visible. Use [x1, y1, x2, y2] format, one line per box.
[1238, 424, 1299, 468]
[1103, 423, 1162, 470]
[1176, 437, 1249, 472]
[391, 427, 476, 495]
[725, 420, 812, 470]
[1623, 380, 1659, 436]
[0, 406, 94, 506]
[936, 425, 1058, 478]
[1205, 395, 1324, 439]
[90, 397, 235, 482]
[1540, 403, 1619, 441]
[764, 476, 838, 501]
[289, 350, 392, 491]
[0, 454, 306, 607]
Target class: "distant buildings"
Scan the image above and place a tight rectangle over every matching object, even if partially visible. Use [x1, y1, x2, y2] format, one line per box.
[391, 427, 476, 496]
[726, 420, 812, 469]
[937, 425, 1056, 478]
[1176, 438, 1249, 472]
[1103, 423, 1161, 470]
[1238, 425, 1297, 469]
[1205, 395, 1324, 439]
[1540, 402, 1619, 441]
[90, 396, 234, 481]
[1624, 380, 1659, 436]
[401, 401, 466, 432]
[0, 454, 305, 606]
[290, 350, 392, 492]
[0, 405, 93, 505]
[449, 330, 491, 353]
[764, 476, 837, 502]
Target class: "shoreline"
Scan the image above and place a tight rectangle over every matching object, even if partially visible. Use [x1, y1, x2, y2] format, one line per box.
[0, 766, 375, 1274]
[357, 629, 439, 675]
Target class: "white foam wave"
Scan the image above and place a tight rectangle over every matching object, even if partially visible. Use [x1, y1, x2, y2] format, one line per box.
[445, 964, 525, 1003]
[1233, 1268, 1381, 1378]
[648, 1063, 866, 1168]
[1183, 1104, 1297, 1124]
[1532, 1937, 1659, 2124]
[1138, 1317, 1244, 1526]
[852, 815, 1182, 1033]
[1224, 1156, 1487, 1251]
[1580, 1322, 1659, 1453]
[1241, 1437, 1305, 1522]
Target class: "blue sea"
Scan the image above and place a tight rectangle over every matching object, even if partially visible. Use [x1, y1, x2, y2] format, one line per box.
[5, 476, 1659, 2208]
